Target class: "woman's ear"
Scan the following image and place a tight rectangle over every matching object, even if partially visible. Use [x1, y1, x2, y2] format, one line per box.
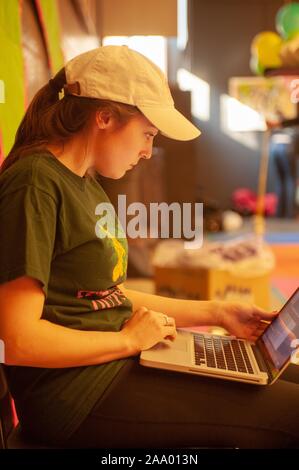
[96, 109, 114, 130]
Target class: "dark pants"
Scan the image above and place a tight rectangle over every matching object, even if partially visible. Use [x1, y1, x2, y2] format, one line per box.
[269, 141, 297, 218]
[60, 358, 299, 449]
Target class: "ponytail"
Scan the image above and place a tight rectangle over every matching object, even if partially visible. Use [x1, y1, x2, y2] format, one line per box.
[0, 67, 140, 175]
[0, 68, 67, 174]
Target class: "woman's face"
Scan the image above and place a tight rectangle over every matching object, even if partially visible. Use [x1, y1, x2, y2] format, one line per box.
[90, 111, 159, 179]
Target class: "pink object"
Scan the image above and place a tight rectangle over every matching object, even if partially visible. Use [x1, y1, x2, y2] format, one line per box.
[263, 193, 277, 216]
[232, 188, 277, 216]
[11, 398, 19, 426]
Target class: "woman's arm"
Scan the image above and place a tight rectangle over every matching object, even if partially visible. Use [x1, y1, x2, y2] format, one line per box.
[0, 276, 134, 368]
[120, 285, 279, 341]
[120, 284, 221, 328]
[0, 276, 176, 368]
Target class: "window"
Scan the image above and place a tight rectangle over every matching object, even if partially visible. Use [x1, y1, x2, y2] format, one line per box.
[102, 36, 167, 74]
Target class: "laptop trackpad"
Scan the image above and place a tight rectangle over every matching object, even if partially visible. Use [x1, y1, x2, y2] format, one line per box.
[141, 332, 191, 366]
[152, 336, 188, 352]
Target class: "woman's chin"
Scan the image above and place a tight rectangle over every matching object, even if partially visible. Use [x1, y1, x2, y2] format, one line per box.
[95, 168, 126, 179]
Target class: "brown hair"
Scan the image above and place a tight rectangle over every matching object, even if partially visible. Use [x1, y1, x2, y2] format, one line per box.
[0, 67, 140, 175]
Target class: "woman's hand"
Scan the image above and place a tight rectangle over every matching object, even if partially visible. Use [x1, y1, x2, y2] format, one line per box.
[120, 306, 177, 355]
[216, 301, 279, 342]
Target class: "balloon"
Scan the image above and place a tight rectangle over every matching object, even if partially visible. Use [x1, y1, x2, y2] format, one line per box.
[251, 31, 282, 69]
[249, 55, 264, 75]
[276, 3, 299, 40]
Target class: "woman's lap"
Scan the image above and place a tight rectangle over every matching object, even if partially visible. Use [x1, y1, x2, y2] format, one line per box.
[64, 358, 299, 449]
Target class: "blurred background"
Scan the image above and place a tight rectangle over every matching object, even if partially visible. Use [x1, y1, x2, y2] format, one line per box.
[0, 0, 298, 314]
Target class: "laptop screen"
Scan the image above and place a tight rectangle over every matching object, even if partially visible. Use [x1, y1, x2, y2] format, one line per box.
[260, 288, 299, 370]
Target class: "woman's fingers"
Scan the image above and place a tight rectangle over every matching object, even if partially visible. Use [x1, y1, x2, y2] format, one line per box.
[164, 326, 177, 341]
[137, 308, 176, 326]
[160, 315, 176, 327]
[254, 308, 279, 321]
[165, 334, 177, 342]
[138, 305, 149, 313]
[249, 320, 271, 340]
[256, 320, 269, 330]
[135, 308, 177, 341]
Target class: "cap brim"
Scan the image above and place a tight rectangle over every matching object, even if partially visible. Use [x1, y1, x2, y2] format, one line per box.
[138, 105, 201, 141]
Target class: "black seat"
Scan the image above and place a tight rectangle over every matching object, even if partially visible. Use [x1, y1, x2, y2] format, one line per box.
[0, 364, 54, 449]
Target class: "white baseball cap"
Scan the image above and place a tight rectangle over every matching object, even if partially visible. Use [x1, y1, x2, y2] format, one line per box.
[64, 45, 201, 141]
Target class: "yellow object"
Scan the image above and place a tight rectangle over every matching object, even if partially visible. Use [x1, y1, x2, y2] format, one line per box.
[0, 0, 25, 157]
[154, 265, 271, 310]
[251, 31, 283, 68]
[0, 0, 64, 159]
[35, 0, 64, 74]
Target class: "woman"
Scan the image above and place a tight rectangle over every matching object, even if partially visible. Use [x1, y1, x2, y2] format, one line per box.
[0, 46, 298, 449]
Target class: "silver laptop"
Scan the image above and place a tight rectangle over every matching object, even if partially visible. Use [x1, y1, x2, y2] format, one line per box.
[140, 287, 299, 385]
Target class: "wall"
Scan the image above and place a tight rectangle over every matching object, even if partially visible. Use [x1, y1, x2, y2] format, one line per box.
[0, 0, 100, 159]
[173, 0, 283, 208]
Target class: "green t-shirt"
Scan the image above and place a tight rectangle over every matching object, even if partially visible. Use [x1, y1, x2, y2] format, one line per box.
[0, 151, 133, 442]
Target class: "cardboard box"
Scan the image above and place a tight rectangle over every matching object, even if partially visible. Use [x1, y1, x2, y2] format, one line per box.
[154, 265, 270, 310]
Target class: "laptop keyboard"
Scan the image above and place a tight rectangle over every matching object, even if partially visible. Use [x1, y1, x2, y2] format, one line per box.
[193, 333, 254, 374]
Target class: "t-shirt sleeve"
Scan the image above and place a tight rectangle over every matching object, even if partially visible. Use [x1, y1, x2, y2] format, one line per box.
[0, 184, 57, 297]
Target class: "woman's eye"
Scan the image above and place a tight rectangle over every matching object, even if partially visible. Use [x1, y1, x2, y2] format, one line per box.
[145, 133, 155, 139]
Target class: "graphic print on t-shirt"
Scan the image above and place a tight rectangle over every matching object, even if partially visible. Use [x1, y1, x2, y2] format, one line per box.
[110, 235, 126, 282]
[77, 286, 127, 311]
[96, 222, 127, 283]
